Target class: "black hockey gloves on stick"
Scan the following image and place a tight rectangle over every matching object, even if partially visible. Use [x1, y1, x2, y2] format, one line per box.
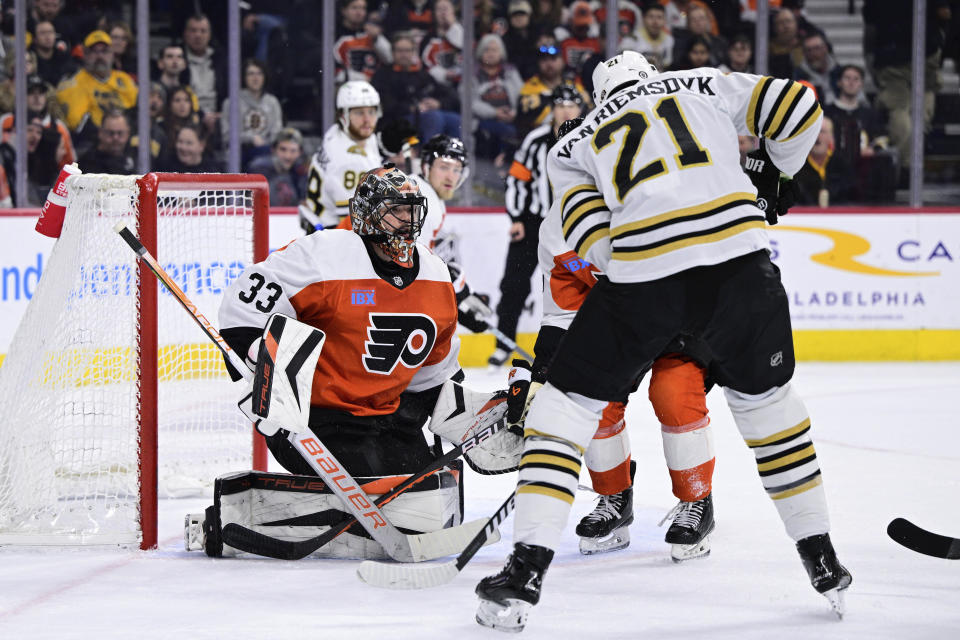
[744, 140, 800, 225]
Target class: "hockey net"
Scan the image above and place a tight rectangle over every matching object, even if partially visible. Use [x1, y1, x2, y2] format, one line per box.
[0, 173, 269, 549]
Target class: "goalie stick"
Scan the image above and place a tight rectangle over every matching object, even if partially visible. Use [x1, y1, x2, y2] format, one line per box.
[357, 490, 516, 589]
[887, 518, 960, 560]
[115, 223, 498, 563]
[221, 411, 510, 560]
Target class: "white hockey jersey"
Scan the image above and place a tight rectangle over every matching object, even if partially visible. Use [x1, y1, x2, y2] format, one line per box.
[548, 67, 822, 283]
[219, 229, 461, 416]
[537, 201, 601, 332]
[298, 125, 382, 230]
[417, 177, 447, 249]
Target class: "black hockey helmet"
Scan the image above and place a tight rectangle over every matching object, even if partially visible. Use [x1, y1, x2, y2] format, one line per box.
[420, 134, 469, 187]
[550, 83, 585, 107]
[556, 115, 584, 140]
[350, 164, 427, 265]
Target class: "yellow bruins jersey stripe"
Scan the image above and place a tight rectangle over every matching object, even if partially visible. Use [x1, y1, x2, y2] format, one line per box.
[562, 195, 608, 237]
[517, 483, 576, 505]
[561, 184, 600, 211]
[765, 82, 805, 140]
[783, 102, 823, 142]
[746, 76, 774, 137]
[612, 218, 764, 261]
[745, 418, 812, 448]
[575, 225, 610, 258]
[759, 80, 795, 137]
[611, 192, 757, 237]
[520, 453, 582, 475]
[770, 474, 823, 501]
[756, 444, 816, 473]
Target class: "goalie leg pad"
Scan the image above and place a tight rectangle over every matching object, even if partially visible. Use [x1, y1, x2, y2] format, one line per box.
[193, 468, 463, 559]
[514, 384, 600, 550]
[428, 380, 518, 474]
[725, 384, 830, 541]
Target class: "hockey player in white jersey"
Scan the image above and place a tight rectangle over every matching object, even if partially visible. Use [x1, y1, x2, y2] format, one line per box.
[476, 52, 851, 632]
[298, 81, 383, 233]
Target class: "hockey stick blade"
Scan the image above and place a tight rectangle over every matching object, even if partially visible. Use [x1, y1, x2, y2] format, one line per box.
[224, 517, 498, 563]
[887, 518, 960, 560]
[357, 491, 516, 589]
[222, 411, 509, 560]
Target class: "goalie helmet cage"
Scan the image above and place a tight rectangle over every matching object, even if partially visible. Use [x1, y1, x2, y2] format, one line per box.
[0, 173, 269, 550]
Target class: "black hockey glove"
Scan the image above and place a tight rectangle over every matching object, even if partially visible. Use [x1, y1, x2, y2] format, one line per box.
[744, 141, 798, 225]
[506, 359, 541, 436]
[452, 265, 493, 333]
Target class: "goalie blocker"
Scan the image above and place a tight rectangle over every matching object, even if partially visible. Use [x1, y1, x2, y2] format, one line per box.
[186, 466, 464, 560]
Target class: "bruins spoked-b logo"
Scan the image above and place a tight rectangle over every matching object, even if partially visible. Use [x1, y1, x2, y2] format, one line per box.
[362, 313, 437, 374]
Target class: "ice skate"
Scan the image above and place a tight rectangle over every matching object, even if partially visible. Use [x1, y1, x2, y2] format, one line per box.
[488, 348, 510, 368]
[659, 493, 715, 562]
[184, 512, 205, 551]
[476, 543, 554, 633]
[796, 533, 852, 619]
[576, 486, 633, 555]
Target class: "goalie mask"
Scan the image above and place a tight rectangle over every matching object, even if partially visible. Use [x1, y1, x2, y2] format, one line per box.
[421, 134, 470, 189]
[591, 50, 658, 104]
[350, 165, 427, 266]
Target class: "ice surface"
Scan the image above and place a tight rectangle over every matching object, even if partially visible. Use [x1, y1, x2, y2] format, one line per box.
[2, 363, 959, 639]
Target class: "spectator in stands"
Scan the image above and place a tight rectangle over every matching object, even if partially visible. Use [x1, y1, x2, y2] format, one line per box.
[532, 0, 564, 37]
[182, 14, 226, 139]
[769, 8, 804, 79]
[671, 35, 713, 71]
[824, 64, 895, 202]
[130, 82, 167, 163]
[422, 0, 463, 88]
[559, 1, 602, 77]
[31, 20, 75, 88]
[334, 0, 392, 82]
[28, 0, 83, 50]
[371, 33, 461, 143]
[595, 1, 642, 53]
[156, 44, 199, 109]
[0, 51, 37, 115]
[634, 4, 674, 70]
[220, 59, 283, 169]
[795, 33, 840, 104]
[385, 0, 436, 45]
[0, 75, 75, 168]
[662, 0, 720, 35]
[78, 109, 135, 174]
[56, 30, 138, 133]
[794, 117, 855, 206]
[158, 86, 202, 155]
[2, 114, 65, 204]
[248, 127, 308, 206]
[108, 21, 137, 77]
[516, 42, 587, 137]
[780, 0, 828, 42]
[473, 33, 523, 160]
[672, 6, 727, 67]
[0, 164, 11, 207]
[503, 1, 541, 80]
[864, 0, 945, 179]
[156, 122, 222, 173]
[719, 34, 753, 73]
[738, 0, 783, 25]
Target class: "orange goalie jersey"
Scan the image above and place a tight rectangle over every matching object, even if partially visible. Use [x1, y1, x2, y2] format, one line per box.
[220, 229, 461, 417]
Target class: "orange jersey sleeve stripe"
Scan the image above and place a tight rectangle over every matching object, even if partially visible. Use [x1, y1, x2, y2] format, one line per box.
[508, 160, 533, 182]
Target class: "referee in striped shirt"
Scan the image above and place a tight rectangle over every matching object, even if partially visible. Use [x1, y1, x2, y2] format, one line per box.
[489, 84, 586, 366]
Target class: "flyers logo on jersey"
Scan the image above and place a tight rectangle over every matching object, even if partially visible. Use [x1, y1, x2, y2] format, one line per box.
[362, 313, 438, 375]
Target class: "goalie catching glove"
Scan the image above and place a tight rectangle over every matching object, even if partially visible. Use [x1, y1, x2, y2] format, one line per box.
[428, 380, 520, 474]
[506, 359, 541, 434]
[744, 140, 800, 225]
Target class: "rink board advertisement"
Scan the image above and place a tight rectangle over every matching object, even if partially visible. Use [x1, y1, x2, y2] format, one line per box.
[1, 209, 958, 364]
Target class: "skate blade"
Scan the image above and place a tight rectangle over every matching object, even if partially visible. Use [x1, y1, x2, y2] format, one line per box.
[579, 526, 631, 555]
[823, 586, 847, 620]
[476, 598, 531, 633]
[670, 534, 712, 563]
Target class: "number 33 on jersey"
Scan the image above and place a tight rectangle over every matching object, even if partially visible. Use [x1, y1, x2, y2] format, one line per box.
[219, 229, 461, 417]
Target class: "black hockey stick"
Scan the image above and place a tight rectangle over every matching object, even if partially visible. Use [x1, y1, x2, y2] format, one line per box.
[221, 414, 509, 560]
[887, 518, 960, 560]
[357, 490, 516, 589]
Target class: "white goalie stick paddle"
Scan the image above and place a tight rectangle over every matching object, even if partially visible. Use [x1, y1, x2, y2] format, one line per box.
[357, 490, 516, 589]
[114, 222, 484, 562]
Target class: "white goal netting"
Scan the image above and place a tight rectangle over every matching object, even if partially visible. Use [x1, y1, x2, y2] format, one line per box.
[0, 174, 263, 546]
